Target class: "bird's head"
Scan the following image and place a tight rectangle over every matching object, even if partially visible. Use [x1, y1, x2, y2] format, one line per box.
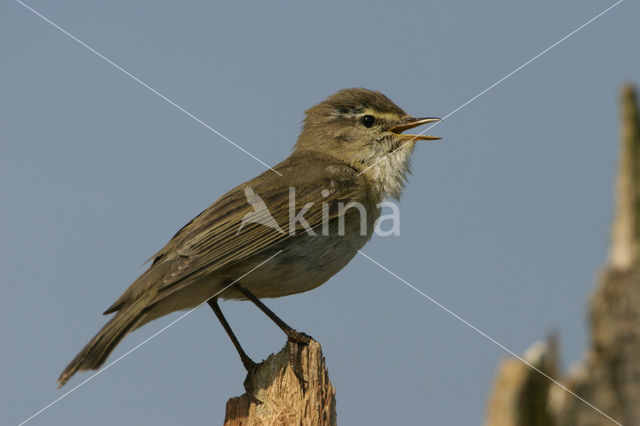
[295, 88, 440, 199]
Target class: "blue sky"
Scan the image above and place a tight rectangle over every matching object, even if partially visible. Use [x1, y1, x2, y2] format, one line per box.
[2, 1, 639, 424]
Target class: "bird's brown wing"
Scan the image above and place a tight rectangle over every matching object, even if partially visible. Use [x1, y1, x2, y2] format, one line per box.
[104, 152, 369, 314]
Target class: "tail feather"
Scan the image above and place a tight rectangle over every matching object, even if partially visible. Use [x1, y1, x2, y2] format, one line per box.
[57, 298, 149, 387]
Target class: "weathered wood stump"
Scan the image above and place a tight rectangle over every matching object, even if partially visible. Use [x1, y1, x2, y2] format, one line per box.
[224, 340, 336, 426]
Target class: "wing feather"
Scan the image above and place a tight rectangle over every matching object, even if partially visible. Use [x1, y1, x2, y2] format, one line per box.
[106, 152, 369, 313]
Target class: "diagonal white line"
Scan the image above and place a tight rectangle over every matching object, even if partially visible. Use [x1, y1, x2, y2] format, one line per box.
[17, 250, 283, 426]
[15, 0, 283, 177]
[357, 0, 625, 177]
[12, 1, 626, 425]
[357, 250, 622, 426]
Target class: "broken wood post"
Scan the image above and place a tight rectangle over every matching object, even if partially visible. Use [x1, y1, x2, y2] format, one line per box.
[223, 340, 336, 426]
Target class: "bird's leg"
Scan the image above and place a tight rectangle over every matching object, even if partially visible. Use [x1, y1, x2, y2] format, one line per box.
[234, 284, 312, 344]
[234, 284, 311, 387]
[208, 298, 256, 371]
[207, 298, 261, 403]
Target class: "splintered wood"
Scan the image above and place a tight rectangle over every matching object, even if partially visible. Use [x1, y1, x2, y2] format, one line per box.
[224, 340, 336, 426]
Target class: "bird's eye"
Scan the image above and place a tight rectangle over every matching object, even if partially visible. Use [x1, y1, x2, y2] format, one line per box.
[360, 115, 375, 128]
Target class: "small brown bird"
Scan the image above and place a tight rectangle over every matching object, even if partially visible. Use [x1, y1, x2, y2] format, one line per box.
[58, 88, 440, 387]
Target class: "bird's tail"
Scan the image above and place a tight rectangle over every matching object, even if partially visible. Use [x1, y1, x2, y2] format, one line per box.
[57, 296, 150, 387]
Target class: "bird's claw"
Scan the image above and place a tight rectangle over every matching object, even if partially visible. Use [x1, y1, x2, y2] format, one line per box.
[286, 329, 312, 345]
[286, 331, 312, 390]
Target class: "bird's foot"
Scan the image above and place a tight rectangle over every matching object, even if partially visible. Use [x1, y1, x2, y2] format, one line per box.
[286, 328, 312, 345]
[285, 330, 313, 391]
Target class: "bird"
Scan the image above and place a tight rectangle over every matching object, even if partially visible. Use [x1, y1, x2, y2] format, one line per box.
[58, 88, 440, 387]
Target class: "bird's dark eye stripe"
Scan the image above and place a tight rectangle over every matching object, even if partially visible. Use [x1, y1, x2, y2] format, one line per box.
[360, 115, 375, 128]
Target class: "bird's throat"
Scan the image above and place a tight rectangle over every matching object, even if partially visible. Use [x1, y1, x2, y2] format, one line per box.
[364, 143, 414, 200]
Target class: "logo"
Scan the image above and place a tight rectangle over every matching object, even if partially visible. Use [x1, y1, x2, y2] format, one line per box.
[236, 186, 286, 235]
[237, 186, 400, 237]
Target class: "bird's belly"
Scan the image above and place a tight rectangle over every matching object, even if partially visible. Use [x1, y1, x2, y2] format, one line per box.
[220, 230, 370, 299]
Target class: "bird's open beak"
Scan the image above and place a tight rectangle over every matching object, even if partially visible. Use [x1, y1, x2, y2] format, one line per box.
[389, 117, 441, 141]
